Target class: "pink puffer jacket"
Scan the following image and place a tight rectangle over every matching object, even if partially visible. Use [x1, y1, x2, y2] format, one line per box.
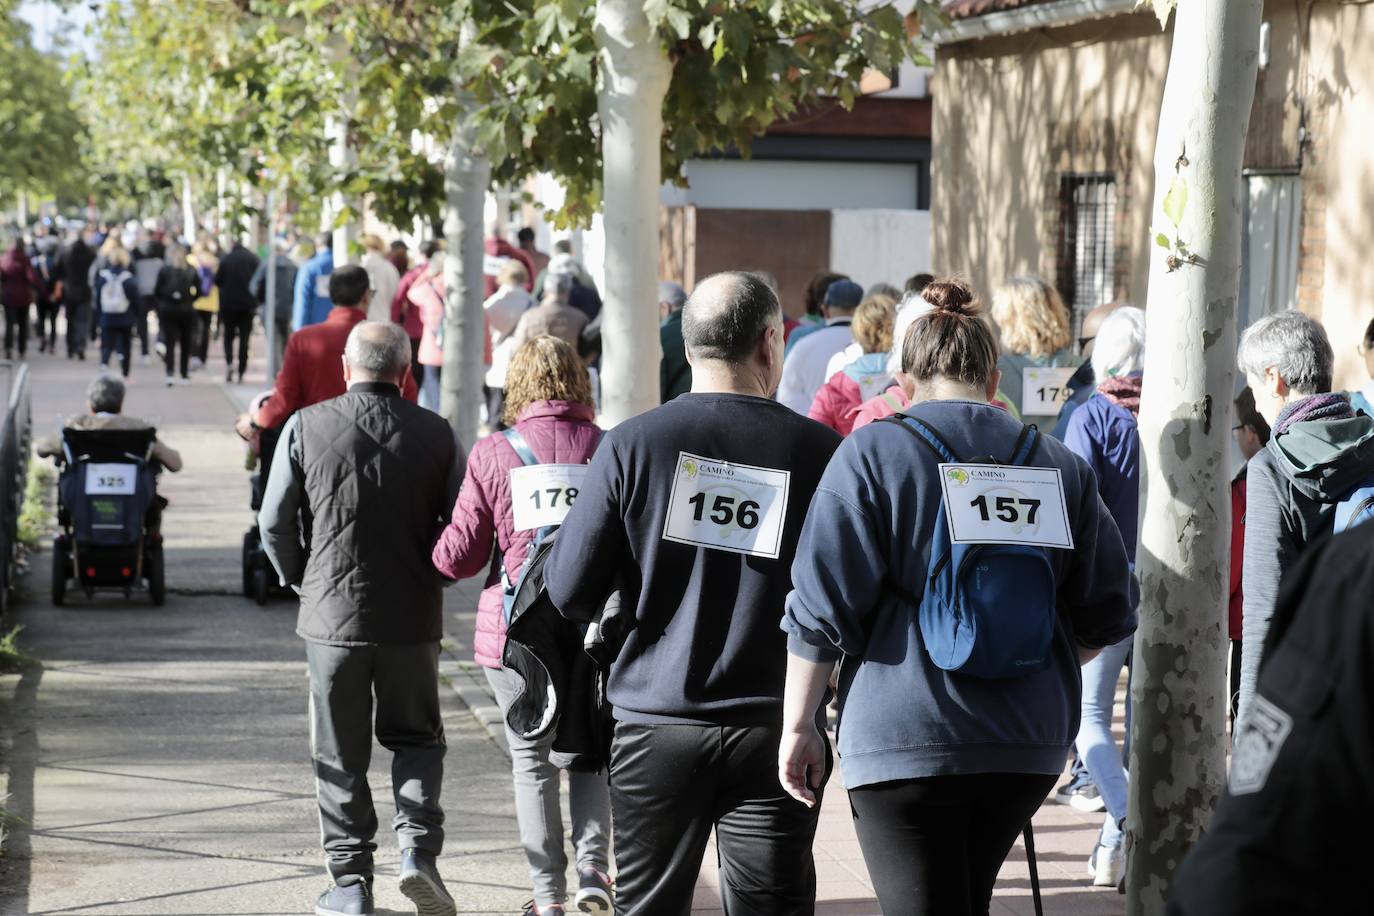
[432, 400, 601, 668]
[808, 353, 892, 436]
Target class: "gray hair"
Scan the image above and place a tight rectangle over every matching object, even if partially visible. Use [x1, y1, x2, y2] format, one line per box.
[545, 272, 574, 304]
[344, 321, 412, 380]
[867, 282, 902, 301]
[658, 281, 687, 312]
[1091, 306, 1147, 381]
[87, 375, 126, 414]
[1237, 310, 1334, 395]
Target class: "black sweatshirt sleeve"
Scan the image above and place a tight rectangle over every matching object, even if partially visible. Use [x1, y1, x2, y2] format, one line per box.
[546, 434, 626, 623]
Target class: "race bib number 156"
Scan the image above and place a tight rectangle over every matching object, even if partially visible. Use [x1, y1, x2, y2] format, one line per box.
[662, 452, 791, 559]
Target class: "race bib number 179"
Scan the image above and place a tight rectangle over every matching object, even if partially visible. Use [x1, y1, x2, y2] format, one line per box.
[662, 452, 791, 559]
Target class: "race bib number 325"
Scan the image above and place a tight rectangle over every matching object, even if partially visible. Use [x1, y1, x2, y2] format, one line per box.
[86, 463, 137, 496]
[937, 463, 1074, 549]
[662, 452, 791, 559]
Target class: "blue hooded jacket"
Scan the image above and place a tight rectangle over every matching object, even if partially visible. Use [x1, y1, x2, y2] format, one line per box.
[292, 249, 334, 330]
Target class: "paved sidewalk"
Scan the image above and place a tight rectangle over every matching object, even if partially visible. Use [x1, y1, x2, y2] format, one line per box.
[443, 610, 1130, 916]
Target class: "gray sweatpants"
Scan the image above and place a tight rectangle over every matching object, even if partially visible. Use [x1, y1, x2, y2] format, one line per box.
[307, 641, 446, 883]
[485, 664, 611, 908]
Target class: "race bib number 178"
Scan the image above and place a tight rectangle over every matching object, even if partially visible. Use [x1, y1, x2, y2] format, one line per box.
[510, 464, 590, 532]
[662, 452, 791, 559]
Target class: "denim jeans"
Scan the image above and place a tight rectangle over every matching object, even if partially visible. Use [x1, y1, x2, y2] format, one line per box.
[419, 365, 441, 412]
[1077, 633, 1132, 848]
[485, 665, 610, 908]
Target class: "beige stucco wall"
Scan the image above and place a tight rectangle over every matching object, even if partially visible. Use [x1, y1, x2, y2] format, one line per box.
[931, 12, 1171, 309]
[932, 2, 1373, 392]
[1309, 3, 1374, 392]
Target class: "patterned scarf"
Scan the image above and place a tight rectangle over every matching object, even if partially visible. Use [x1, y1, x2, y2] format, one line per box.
[1273, 392, 1354, 437]
[1097, 375, 1143, 417]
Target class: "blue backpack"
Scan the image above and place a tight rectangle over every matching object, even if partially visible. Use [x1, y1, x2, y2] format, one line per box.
[882, 415, 1058, 679]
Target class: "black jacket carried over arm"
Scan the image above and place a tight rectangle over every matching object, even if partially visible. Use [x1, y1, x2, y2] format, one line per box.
[1168, 522, 1374, 916]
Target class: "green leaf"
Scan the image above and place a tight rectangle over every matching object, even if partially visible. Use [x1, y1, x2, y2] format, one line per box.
[1162, 177, 1188, 228]
[1154, 232, 1171, 250]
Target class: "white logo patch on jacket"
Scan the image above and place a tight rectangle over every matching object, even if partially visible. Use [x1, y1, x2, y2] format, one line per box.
[1229, 695, 1293, 795]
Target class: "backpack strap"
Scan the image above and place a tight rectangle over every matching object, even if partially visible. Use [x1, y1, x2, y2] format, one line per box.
[879, 414, 963, 464]
[1006, 424, 1041, 466]
[502, 427, 540, 466]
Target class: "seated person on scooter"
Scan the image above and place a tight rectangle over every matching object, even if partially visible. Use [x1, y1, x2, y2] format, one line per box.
[37, 375, 184, 473]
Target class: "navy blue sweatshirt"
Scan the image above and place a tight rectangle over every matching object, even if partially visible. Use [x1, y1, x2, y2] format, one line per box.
[545, 393, 842, 726]
[784, 400, 1136, 788]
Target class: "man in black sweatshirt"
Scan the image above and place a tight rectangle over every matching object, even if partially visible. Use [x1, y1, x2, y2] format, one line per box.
[546, 271, 842, 915]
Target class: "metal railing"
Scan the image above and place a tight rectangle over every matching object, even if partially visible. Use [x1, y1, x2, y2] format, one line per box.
[0, 362, 32, 614]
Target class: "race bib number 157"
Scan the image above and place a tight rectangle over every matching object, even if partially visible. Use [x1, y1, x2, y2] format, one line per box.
[937, 463, 1074, 549]
[662, 452, 791, 559]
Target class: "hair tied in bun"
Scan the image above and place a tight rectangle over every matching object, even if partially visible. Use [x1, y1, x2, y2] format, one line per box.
[920, 278, 978, 316]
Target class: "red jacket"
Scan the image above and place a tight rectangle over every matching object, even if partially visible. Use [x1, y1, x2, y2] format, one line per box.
[391, 264, 427, 339]
[256, 306, 418, 430]
[807, 353, 892, 436]
[1230, 471, 1247, 641]
[431, 400, 601, 668]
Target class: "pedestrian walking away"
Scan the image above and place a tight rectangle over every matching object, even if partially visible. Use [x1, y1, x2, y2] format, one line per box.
[780, 279, 1136, 916]
[258, 320, 465, 916]
[94, 246, 140, 377]
[1062, 305, 1147, 888]
[990, 277, 1079, 435]
[776, 278, 862, 414]
[433, 335, 612, 916]
[216, 238, 262, 382]
[545, 271, 843, 916]
[154, 245, 202, 384]
[1234, 310, 1374, 719]
[53, 229, 96, 359]
[293, 233, 335, 331]
[0, 237, 39, 359]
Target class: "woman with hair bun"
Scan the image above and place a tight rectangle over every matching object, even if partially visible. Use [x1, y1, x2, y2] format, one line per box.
[780, 279, 1136, 915]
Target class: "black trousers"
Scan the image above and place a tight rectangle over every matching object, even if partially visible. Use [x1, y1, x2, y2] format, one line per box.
[848, 772, 1057, 916]
[484, 385, 507, 432]
[134, 297, 151, 355]
[35, 299, 58, 350]
[4, 304, 28, 357]
[194, 311, 214, 363]
[222, 310, 254, 376]
[64, 299, 89, 357]
[100, 325, 133, 376]
[306, 640, 447, 882]
[609, 721, 828, 916]
[161, 311, 195, 378]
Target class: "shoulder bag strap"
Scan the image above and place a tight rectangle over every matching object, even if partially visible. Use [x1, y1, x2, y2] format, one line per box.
[1006, 424, 1041, 466]
[502, 427, 540, 466]
[878, 414, 962, 464]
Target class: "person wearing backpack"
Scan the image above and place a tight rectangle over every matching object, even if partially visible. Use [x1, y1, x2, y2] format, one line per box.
[431, 335, 611, 916]
[154, 245, 202, 384]
[1061, 305, 1146, 888]
[779, 279, 1135, 916]
[93, 245, 140, 377]
[1235, 310, 1374, 721]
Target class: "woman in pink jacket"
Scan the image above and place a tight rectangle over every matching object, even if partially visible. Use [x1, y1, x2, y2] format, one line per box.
[406, 256, 448, 412]
[431, 336, 612, 916]
[808, 294, 895, 435]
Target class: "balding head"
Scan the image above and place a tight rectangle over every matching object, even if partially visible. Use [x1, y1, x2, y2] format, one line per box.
[682, 272, 781, 365]
[344, 321, 412, 387]
[1080, 300, 1127, 357]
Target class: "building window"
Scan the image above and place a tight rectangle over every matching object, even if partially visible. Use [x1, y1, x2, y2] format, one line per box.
[1056, 174, 1117, 337]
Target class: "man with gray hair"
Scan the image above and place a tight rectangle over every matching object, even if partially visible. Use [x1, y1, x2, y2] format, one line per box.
[659, 279, 691, 402]
[1235, 309, 1374, 718]
[36, 376, 182, 472]
[259, 320, 464, 916]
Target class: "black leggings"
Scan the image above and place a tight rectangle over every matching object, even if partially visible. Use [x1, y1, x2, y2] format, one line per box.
[4, 304, 28, 356]
[849, 772, 1057, 916]
[35, 300, 58, 350]
[194, 311, 214, 363]
[221, 310, 254, 376]
[161, 311, 195, 378]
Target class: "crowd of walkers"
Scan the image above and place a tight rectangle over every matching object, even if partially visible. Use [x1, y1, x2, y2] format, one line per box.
[24, 209, 1362, 915]
[242, 217, 1374, 916]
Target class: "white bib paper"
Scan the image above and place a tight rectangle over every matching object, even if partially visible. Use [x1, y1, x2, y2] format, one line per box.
[314, 274, 331, 299]
[1021, 366, 1077, 416]
[510, 464, 590, 532]
[937, 463, 1074, 549]
[662, 452, 791, 559]
[483, 254, 509, 277]
[86, 463, 137, 496]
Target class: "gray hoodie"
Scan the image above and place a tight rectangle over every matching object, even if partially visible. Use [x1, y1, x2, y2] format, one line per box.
[1239, 409, 1374, 719]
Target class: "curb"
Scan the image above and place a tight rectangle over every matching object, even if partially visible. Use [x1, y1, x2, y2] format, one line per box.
[438, 643, 510, 759]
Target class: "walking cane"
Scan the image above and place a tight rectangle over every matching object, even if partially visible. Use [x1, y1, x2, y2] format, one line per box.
[1024, 823, 1044, 916]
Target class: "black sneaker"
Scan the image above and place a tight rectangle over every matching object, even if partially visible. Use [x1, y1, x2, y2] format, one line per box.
[315, 879, 374, 916]
[398, 848, 457, 916]
[574, 867, 614, 914]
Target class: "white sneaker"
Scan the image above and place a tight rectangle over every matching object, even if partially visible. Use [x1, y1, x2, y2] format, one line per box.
[1088, 843, 1122, 887]
[165, 376, 174, 387]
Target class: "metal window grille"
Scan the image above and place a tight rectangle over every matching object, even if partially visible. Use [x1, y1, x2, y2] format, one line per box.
[1057, 174, 1117, 338]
